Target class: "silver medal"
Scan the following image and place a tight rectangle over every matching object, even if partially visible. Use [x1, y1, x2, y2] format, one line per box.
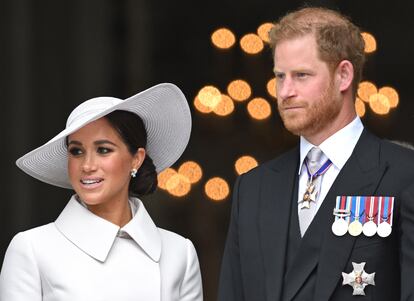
[332, 218, 349, 236]
[362, 220, 377, 237]
[377, 222, 392, 237]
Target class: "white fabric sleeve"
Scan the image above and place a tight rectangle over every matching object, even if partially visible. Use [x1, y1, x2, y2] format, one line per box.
[179, 239, 203, 300]
[0, 232, 42, 301]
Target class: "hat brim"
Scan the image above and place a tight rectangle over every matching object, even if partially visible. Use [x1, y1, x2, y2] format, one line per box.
[16, 83, 191, 189]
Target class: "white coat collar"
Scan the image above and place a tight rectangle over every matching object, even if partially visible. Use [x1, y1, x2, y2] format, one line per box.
[55, 195, 162, 263]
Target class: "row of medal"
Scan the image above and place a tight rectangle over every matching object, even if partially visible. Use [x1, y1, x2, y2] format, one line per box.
[331, 195, 394, 237]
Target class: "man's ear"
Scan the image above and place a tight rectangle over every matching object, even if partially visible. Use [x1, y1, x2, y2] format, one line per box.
[336, 60, 354, 92]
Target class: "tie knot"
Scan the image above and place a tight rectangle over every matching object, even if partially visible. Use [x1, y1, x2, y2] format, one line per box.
[306, 147, 324, 173]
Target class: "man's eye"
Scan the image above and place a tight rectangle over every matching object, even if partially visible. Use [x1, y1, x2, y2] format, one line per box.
[275, 73, 285, 80]
[68, 147, 82, 156]
[97, 147, 112, 154]
[296, 72, 308, 78]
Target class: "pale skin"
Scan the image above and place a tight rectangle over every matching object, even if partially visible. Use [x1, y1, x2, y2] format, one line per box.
[67, 117, 145, 227]
[274, 34, 356, 146]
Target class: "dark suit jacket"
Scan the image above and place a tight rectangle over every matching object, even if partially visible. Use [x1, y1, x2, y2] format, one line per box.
[218, 130, 414, 301]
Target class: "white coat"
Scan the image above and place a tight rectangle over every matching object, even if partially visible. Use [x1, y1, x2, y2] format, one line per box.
[0, 196, 203, 301]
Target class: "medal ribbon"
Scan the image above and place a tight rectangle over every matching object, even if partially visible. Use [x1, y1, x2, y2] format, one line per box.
[304, 158, 333, 182]
[379, 196, 395, 226]
[365, 196, 379, 224]
[350, 196, 364, 222]
[334, 196, 350, 222]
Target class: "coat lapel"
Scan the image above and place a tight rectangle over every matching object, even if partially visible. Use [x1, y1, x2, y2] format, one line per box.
[258, 148, 300, 301]
[283, 130, 388, 301]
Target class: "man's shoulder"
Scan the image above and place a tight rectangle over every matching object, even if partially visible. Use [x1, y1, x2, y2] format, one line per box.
[241, 146, 299, 179]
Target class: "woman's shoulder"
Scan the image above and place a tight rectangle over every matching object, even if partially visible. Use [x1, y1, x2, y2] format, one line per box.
[7, 223, 59, 251]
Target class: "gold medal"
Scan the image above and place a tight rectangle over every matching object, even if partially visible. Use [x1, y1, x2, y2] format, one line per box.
[348, 220, 363, 236]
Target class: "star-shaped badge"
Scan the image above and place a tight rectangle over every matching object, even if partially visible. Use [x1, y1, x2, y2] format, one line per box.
[342, 262, 375, 295]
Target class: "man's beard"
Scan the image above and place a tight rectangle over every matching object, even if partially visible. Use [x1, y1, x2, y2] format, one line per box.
[277, 81, 342, 138]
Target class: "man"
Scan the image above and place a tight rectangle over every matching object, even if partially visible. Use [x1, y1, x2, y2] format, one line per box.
[218, 7, 414, 301]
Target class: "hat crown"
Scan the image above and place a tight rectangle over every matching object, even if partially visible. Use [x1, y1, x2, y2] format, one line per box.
[66, 97, 122, 128]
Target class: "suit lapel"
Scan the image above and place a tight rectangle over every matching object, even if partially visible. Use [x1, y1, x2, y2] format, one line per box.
[258, 148, 299, 301]
[283, 130, 388, 301]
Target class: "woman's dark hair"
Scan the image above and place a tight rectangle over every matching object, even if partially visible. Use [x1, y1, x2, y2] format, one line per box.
[105, 110, 158, 196]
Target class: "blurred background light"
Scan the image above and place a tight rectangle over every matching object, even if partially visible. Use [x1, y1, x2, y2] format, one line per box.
[157, 168, 177, 190]
[213, 94, 234, 116]
[227, 79, 252, 101]
[205, 177, 230, 202]
[379, 86, 399, 108]
[194, 96, 214, 113]
[235, 155, 258, 175]
[266, 77, 277, 98]
[211, 28, 236, 49]
[247, 97, 272, 120]
[178, 161, 203, 184]
[257, 22, 274, 43]
[361, 32, 377, 53]
[197, 85, 222, 108]
[369, 93, 390, 115]
[358, 81, 377, 102]
[166, 174, 191, 197]
[355, 97, 366, 118]
[240, 33, 264, 54]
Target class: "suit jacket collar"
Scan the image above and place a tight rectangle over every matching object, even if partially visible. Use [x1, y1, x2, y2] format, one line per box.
[55, 195, 161, 263]
[283, 129, 389, 301]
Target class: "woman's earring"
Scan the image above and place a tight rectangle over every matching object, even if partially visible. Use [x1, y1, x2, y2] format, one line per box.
[131, 168, 137, 178]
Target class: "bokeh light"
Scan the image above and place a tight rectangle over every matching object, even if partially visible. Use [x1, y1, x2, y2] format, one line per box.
[194, 96, 213, 114]
[361, 32, 377, 53]
[235, 156, 259, 175]
[197, 86, 222, 108]
[358, 81, 377, 103]
[257, 22, 274, 43]
[205, 177, 230, 202]
[157, 168, 177, 190]
[213, 94, 234, 116]
[240, 33, 264, 54]
[178, 161, 203, 184]
[266, 77, 277, 98]
[166, 174, 191, 197]
[369, 93, 390, 115]
[211, 28, 236, 49]
[247, 97, 272, 120]
[355, 97, 366, 118]
[227, 79, 252, 102]
[379, 86, 399, 108]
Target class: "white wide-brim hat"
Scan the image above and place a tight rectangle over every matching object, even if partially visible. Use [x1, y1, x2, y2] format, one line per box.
[16, 83, 191, 189]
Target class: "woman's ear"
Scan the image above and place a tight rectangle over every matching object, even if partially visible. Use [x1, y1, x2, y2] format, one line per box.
[132, 148, 146, 171]
[336, 60, 354, 93]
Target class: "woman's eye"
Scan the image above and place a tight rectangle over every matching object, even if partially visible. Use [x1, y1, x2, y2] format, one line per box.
[97, 147, 112, 154]
[68, 147, 82, 156]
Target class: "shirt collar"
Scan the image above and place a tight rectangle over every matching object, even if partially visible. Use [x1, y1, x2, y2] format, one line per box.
[55, 195, 161, 263]
[298, 116, 364, 174]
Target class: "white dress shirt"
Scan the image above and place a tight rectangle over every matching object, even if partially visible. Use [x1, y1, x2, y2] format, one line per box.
[0, 196, 203, 301]
[297, 117, 364, 215]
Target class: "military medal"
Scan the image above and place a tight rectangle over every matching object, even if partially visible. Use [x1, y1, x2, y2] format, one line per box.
[377, 196, 394, 238]
[342, 262, 375, 295]
[348, 196, 364, 236]
[362, 196, 378, 237]
[332, 196, 350, 236]
[300, 158, 332, 210]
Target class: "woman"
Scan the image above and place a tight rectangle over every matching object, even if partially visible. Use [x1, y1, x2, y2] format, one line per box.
[0, 83, 203, 300]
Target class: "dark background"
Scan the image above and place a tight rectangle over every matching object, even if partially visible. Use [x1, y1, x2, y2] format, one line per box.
[1, 0, 413, 300]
